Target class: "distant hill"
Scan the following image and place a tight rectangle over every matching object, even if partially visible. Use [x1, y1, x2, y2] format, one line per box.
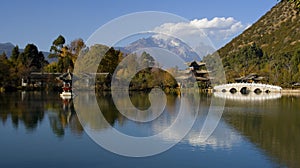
[0, 42, 15, 57]
[0, 42, 51, 62]
[215, 0, 300, 87]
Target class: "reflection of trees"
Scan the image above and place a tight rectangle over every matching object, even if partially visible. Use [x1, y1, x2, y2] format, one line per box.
[223, 96, 300, 168]
[74, 92, 120, 131]
[0, 92, 46, 131]
[97, 92, 123, 127]
[0, 92, 83, 137]
[49, 99, 83, 137]
[75, 91, 181, 131]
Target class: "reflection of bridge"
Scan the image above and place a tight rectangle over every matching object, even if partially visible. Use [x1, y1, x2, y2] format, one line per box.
[213, 83, 282, 94]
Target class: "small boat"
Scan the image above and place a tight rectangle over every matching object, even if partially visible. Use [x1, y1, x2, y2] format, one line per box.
[60, 91, 73, 99]
[60, 82, 73, 99]
[57, 70, 74, 100]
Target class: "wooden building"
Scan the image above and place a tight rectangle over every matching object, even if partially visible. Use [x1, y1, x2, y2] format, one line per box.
[176, 61, 211, 88]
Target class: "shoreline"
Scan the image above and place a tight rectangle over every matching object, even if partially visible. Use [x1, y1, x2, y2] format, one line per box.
[281, 89, 300, 95]
[281, 89, 300, 93]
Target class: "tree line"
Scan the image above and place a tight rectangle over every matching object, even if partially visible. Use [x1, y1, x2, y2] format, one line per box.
[0, 44, 47, 90]
[0, 35, 85, 91]
[0, 35, 179, 92]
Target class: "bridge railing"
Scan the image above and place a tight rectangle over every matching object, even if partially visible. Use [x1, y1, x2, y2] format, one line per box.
[213, 83, 282, 92]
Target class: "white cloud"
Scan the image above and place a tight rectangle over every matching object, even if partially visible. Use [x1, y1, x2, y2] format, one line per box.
[153, 17, 249, 49]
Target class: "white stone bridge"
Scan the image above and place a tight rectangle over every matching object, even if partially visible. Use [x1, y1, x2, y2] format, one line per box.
[213, 83, 282, 94]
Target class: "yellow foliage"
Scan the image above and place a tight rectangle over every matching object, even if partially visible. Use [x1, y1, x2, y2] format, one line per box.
[60, 46, 69, 57]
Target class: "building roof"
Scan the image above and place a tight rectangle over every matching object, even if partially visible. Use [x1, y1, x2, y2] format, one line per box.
[185, 61, 206, 67]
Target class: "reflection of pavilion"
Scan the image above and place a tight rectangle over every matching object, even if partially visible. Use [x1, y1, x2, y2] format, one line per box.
[48, 98, 83, 137]
[57, 70, 73, 99]
[176, 61, 211, 88]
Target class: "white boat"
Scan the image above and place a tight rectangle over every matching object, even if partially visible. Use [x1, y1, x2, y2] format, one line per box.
[60, 91, 73, 99]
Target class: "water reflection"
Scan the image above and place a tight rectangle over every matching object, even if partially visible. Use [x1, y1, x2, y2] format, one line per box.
[0, 92, 45, 130]
[75, 91, 237, 150]
[0, 92, 83, 137]
[0, 91, 299, 167]
[223, 95, 300, 168]
[48, 98, 83, 137]
[75, 92, 195, 136]
[149, 93, 241, 150]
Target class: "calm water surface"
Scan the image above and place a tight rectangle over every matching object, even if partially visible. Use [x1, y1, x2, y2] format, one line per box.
[0, 91, 299, 168]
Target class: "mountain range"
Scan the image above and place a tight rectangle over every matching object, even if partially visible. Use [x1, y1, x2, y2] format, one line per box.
[0, 42, 15, 57]
[116, 36, 215, 62]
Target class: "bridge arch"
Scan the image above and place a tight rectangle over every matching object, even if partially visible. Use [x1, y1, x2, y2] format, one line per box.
[240, 87, 250, 95]
[229, 88, 237, 94]
[254, 88, 262, 94]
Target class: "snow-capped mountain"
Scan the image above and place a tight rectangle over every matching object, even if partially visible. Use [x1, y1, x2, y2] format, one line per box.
[117, 36, 215, 62]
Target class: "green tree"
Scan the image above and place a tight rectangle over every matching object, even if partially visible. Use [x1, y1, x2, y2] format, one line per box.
[20, 44, 47, 71]
[44, 62, 59, 73]
[10, 45, 20, 61]
[13, 44, 48, 84]
[291, 49, 300, 82]
[0, 52, 10, 87]
[97, 47, 123, 74]
[291, 50, 300, 73]
[49, 35, 65, 59]
[224, 43, 263, 77]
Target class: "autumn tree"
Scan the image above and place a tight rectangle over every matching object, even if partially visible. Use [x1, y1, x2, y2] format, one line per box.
[47, 36, 85, 72]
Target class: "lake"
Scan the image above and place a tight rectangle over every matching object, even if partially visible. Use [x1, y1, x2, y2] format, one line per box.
[0, 91, 299, 168]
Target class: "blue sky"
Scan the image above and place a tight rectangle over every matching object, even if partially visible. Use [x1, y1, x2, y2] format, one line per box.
[1, 0, 278, 51]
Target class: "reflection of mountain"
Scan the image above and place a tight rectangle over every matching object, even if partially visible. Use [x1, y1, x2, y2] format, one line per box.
[223, 96, 300, 168]
[0, 92, 83, 137]
[151, 94, 241, 149]
[186, 120, 241, 149]
[5, 91, 298, 167]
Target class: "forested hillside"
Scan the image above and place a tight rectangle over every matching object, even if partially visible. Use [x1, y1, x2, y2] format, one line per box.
[217, 0, 300, 87]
